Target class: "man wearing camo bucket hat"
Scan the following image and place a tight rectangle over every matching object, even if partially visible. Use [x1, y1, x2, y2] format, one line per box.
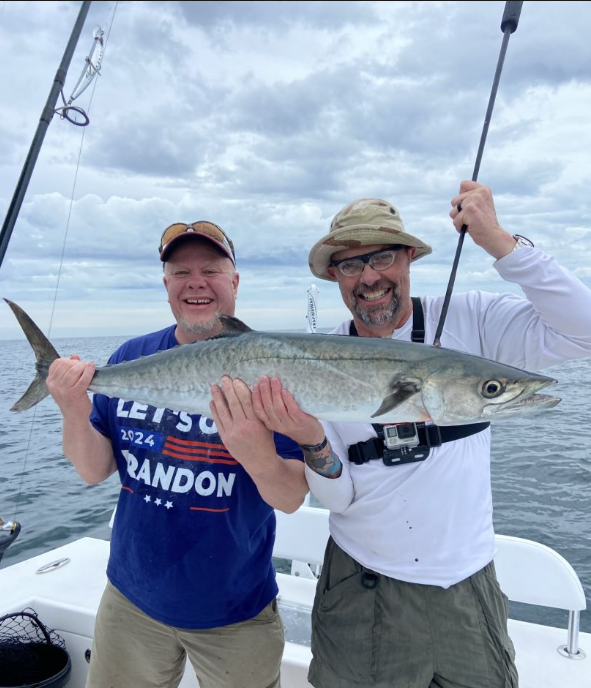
[252, 180, 591, 688]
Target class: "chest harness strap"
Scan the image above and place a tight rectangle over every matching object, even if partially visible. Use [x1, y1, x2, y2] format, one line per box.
[348, 297, 490, 467]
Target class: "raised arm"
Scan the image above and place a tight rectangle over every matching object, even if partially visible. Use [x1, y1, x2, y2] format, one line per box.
[449, 180, 591, 368]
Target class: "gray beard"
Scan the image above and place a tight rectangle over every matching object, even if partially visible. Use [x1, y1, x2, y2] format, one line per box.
[178, 314, 220, 338]
[353, 293, 401, 328]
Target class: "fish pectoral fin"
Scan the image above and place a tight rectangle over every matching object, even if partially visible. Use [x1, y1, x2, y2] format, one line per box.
[371, 382, 420, 419]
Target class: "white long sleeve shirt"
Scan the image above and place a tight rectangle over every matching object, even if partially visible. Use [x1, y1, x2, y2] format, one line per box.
[305, 247, 591, 587]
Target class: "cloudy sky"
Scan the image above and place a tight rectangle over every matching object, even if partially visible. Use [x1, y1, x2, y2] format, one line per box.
[2, 0, 591, 340]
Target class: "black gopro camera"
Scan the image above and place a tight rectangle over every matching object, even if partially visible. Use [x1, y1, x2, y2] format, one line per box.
[383, 423, 420, 449]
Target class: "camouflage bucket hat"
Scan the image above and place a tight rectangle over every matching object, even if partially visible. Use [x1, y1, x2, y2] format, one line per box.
[309, 198, 432, 281]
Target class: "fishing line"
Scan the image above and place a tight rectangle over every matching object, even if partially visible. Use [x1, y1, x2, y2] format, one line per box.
[11, 1, 120, 525]
[47, 0, 119, 336]
[432, 1, 523, 347]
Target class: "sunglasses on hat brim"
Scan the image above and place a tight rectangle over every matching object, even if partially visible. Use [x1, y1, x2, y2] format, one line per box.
[159, 222, 235, 261]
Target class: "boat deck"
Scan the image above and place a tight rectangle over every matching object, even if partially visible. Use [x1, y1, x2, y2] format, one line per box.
[0, 534, 588, 688]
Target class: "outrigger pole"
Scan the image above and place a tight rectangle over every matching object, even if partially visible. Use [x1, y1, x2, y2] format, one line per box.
[432, 1, 523, 347]
[0, 0, 92, 271]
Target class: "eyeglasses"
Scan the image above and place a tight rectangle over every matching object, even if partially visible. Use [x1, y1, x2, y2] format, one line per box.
[329, 246, 406, 277]
[159, 221, 235, 261]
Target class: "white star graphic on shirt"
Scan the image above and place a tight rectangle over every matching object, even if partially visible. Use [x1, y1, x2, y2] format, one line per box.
[155, 498, 162, 506]
[144, 495, 151, 503]
[165, 501, 173, 509]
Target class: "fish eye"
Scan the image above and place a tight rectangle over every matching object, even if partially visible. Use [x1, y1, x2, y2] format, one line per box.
[481, 379, 504, 398]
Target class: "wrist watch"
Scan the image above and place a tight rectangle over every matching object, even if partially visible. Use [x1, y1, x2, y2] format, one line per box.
[512, 234, 534, 252]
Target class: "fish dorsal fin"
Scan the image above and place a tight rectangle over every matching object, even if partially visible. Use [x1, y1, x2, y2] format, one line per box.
[371, 381, 420, 419]
[205, 315, 253, 340]
[220, 315, 253, 334]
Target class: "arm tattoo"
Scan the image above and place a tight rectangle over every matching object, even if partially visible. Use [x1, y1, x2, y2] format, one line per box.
[302, 441, 342, 479]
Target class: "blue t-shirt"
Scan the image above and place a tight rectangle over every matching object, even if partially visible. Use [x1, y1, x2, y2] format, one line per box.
[90, 325, 303, 629]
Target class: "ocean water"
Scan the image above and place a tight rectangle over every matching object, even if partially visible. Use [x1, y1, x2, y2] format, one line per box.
[0, 335, 589, 635]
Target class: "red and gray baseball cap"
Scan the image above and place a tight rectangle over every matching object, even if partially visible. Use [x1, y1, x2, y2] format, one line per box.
[159, 221, 236, 264]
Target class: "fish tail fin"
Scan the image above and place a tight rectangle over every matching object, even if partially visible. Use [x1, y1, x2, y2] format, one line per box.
[4, 299, 60, 412]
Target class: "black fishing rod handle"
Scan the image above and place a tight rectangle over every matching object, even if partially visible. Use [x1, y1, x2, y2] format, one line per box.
[501, 1, 523, 34]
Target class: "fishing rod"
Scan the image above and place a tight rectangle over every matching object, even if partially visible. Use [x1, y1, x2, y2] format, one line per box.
[432, 1, 523, 347]
[0, 0, 92, 271]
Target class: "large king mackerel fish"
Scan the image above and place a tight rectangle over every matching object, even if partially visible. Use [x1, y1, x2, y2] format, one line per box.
[6, 298, 560, 426]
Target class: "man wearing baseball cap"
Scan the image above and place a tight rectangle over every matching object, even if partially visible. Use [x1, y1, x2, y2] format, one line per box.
[46, 221, 307, 688]
[254, 180, 591, 688]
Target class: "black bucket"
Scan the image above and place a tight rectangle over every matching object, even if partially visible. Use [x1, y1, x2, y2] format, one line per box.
[0, 611, 71, 688]
[0, 642, 71, 687]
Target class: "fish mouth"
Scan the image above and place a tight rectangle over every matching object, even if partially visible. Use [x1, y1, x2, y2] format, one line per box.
[487, 392, 562, 417]
[484, 376, 560, 418]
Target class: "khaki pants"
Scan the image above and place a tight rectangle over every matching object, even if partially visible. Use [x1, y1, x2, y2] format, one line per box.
[309, 538, 518, 688]
[86, 581, 284, 688]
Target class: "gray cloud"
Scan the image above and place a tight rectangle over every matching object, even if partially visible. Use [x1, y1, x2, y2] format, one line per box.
[176, 0, 378, 31]
[1, 1, 591, 339]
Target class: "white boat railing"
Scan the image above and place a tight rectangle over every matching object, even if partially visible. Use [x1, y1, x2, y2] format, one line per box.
[274, 506, 587, 659]
[494, 534, 586, 659]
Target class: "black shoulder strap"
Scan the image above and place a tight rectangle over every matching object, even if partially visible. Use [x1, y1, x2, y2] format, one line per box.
[411, 296, 424, 343]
